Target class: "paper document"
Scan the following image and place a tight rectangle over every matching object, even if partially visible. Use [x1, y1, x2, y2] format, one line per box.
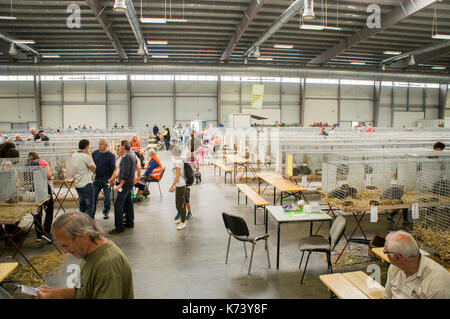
[370, 206, 378, 223]
[20, 285, 39, 296]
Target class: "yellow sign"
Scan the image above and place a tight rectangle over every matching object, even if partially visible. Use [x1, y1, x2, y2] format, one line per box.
[251, 84, 264, 109]
[287, 154, 293, 176]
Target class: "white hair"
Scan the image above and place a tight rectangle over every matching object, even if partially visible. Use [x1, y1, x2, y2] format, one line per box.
[148, 149, 156, 156]
[385, 230, 420, 259]
[171, 144, 182, 157]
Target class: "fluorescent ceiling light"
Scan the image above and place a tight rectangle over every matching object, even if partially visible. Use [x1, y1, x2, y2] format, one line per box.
[351, 61, 366, 65]
[13, 40, 35, 44]
[432, 66, 446, 70]
[140, 18, 166, 23]
[147, 40, 168, 45]
[0, 16, 16, 20]
[322, 26, 342, 31]
[42, 54, 61, 58]
[152, 54, 169, 58]
[300, 24, 324, 30]
[383, 50, 402, 55]
[166, 19, 188, 22]
[274, 44, 293, 49]
[432, 33, 450, 39]
[257, 57, 273, 61]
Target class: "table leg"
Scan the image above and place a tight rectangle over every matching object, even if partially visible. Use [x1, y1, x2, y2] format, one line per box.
[264, 207, 268, 234]
[273, 187, 277, 205]
[309, 222, 313, 236]
[280, 191, 283, 205]
[276, 222, 281, 269]
[258, 177, 261, 194]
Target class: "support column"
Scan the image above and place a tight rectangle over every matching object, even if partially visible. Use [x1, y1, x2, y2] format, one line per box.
[33, 75, 42, 128]
[373, 81, 381, 127]
[173, 80, 176, 125]
[239, 81, 242, 113]
[390, 85, 395, 127]
[299, 78, 305, 126]
[279, 81, 282, 124]
[127, 75, 132, 128]
[61, 80, 64, 129]
[105, 80, 108, 129]
[337, 80, 341, 125]
[438, 83, 448, 119]
[217, 77, 221, 126]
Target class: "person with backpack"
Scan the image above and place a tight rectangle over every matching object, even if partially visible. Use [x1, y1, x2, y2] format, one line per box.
[169, 145, 194, 230]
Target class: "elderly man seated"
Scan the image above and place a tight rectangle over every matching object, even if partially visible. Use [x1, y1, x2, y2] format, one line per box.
[382, 230, 450, 299]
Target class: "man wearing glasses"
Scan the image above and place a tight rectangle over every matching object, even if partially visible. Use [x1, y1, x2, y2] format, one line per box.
[382, 230, 450, 299]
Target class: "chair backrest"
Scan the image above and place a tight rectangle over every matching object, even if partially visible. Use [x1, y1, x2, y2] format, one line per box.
[329, 216, 346, 251]
[222, 212, 249, 237]
[159, 167, 166, 179]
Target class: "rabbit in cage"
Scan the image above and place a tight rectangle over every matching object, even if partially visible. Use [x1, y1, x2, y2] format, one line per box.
[327, 184, 358, 199]
[381, 185, 405, 201]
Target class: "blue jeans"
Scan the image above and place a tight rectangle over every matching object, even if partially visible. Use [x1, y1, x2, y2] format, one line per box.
[93, 179, 111, 217]
[164, 139, 170, 151]
[75, 183, 95, 218]
[114, 184, 134, 231]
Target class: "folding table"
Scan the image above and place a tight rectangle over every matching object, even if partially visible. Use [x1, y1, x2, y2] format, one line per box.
[53, 179, 79, 217]
[266, 205, 332, 269]
[257, 173, 307, 205]
[0, 198, 62, 279]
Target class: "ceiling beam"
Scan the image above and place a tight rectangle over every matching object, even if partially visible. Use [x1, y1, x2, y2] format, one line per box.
[307, 0, 437, 66]
[220, 0, 267, 62]
[244, 0, 305, 57]
[85, 0, 128, 61]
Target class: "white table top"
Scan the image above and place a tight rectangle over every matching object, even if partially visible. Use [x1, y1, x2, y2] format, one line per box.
[267, 205, 332, 223]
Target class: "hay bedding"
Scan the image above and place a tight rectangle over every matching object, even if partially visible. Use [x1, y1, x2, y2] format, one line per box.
[413, 224, 450, 267]
[323, 190, 449, 210]
[7, 251, 69, 287]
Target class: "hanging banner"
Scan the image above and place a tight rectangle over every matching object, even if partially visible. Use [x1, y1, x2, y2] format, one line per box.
[251, 84, 264, 109]
[287, 154, 293, 176]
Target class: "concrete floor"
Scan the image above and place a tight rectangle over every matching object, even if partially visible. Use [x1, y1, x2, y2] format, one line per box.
[2, 150, 406, 299]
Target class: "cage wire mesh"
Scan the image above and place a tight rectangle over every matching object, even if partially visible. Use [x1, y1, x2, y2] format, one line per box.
[0, 160, 48, 226]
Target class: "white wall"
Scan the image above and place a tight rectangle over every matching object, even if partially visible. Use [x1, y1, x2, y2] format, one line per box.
[0, 79, 446, 130]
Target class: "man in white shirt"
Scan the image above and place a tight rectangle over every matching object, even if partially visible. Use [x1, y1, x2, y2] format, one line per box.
[71, 139, 96, 218]
[382, 230, 450, 299]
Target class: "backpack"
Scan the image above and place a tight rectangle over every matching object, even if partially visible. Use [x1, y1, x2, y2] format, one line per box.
[183, 162, 194, 186]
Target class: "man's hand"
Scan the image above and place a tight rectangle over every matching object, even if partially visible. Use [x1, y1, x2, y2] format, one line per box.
[114, 185, 122, 192]
[169, 186, 174, 193]
[108, 177, 115, 186]
[36, 285, 63, 299]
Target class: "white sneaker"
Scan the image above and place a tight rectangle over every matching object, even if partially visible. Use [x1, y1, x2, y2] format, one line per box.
[174, 218, 181, 224]
[177, 222, 186, 230]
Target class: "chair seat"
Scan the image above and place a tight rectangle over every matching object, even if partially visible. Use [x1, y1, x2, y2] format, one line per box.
[298, 235, 330, 251]
[233, 234, 268, 243]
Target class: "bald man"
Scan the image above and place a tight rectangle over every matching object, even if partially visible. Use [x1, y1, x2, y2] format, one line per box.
[382, 230, 450, 299]
[92, 139, 116, 219]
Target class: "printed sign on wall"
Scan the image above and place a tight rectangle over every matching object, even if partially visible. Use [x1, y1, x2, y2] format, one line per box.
[251, 84, 264, 109]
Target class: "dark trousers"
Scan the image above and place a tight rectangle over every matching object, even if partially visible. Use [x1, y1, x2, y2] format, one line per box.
[75, 183, 95, 218]
[134, 151, 145, 168]
[34, 184, 54, 238]
[390, 208, 409, 221]
[175, 186, 187, 223]
[114, 184, 134, 231]
[164, 139, 170, 151]
[93, 179, 111, 217]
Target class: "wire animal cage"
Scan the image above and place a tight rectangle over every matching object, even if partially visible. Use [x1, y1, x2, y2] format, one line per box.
[0, 162, 48, 205]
